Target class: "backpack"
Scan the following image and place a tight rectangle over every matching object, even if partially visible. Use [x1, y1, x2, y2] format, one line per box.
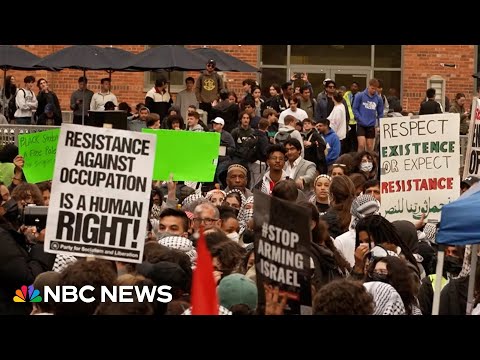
[236, 134, 258, 162]
[274, 128, 295, 146]
[7, 89, 25, 120]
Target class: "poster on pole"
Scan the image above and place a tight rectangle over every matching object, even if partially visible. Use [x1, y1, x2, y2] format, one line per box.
[44, 124, 156, 263]
[380, 114, 460, 222]
[253, 191, 311, 315]
[463, 97, 480, 179]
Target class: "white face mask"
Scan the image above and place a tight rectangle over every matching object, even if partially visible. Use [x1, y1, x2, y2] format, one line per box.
[227, 232, 239, 242]
[360, 162, 373, 172]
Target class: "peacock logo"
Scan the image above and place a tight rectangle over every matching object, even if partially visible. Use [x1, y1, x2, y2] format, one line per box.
[13, 285, 42, 303]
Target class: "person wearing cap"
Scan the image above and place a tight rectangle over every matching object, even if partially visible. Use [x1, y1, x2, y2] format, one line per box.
[314, 79, 337, 122]
[217, 273, 257, 313]
[195, 59, 224, 117]
[333, 194, 381, 267]
[90, 78, 118, 112]
[353, 78, 384, 152]
[37, 103, 62, 125]
[224, 164, 253, 198]
[461, 176, 480, 194]
[145, 77, 173, 121]
[212, 117, 236, 185]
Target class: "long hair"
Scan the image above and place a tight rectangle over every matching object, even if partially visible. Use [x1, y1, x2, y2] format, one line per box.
[355, 215, 418, 271]
[329, 175, 355, 231]
[5, 75, 16, 99]
[300, 201, 351, 274]
[366, 256, 419, 315]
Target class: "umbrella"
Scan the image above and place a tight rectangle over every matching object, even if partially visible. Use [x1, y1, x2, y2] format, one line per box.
[432, 183, 480, 315]
[191, 47, 260, 73]
[101, 46, 137, 80]
[34, 45, 134, 124]
[123, 45, 206, 92]
[0, 45, 47, 118]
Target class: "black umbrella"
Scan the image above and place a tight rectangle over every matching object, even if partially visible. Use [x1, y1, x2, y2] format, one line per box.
[101, 46, 137, 80]
[191, 47, 260, 73]
[0, 45, 47, 118]
[35, 45, 134, 124]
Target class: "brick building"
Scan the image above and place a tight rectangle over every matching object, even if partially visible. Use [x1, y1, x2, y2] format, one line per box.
[7, 45, 477, 114]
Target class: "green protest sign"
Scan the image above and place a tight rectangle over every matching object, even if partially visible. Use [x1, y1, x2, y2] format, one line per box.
[143, 129, 220, 182]
[18, 129, 60, 183]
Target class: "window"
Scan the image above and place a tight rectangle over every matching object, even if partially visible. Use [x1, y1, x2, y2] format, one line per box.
[261, 46, 287, 66]
[144, 45, 186, 93]
[290, 45, 371, 66]
[260, 68, 287, 97]
[374, 70, 402, 101]
[428, 75, 446, 110]
[374, 45, 401, 68]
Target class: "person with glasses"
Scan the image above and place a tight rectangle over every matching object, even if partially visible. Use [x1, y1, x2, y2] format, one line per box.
[192, 202, 220, 233]
[314, 79, 336, 122]
[330, 163, 347, 177]
[365, 256, 423, 315]
[195, 59, 224, 117]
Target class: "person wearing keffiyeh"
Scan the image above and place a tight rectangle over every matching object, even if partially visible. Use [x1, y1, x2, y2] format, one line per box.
[252, 144, 287, 195]
[363, 281, 406, 315]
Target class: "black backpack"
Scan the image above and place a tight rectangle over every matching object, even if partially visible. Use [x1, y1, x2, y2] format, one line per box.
[237, 134, 259, 162]
[7, 89, 25, 120]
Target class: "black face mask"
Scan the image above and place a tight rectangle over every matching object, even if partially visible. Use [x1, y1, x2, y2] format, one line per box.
[369, 273, 389, 283]
[444, 256, 463, 276]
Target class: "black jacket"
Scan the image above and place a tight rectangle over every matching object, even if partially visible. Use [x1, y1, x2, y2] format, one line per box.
[419, 99, 442, 115]
[0, 225, 56, 315]
[210, 101, 239, 133]
[303, 129, 327, 174]
[439, 276, 469, 315]
[252, 129, 269, 163]
[36, 90, 62, 119]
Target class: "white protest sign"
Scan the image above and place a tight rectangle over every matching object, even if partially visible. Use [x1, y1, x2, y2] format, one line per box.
[380, 114, 460, 222]
[463, 97, 480, 179]
[45, 124, 156, 263]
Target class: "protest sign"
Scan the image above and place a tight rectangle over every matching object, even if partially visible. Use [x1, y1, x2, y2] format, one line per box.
[18, 128, 60, 184]
[380, 114, 460, 222]
[253, 191, 311, 315]
[45, 124, 156, 263]
[463, 97, 480, 179]
[143, 129, 220, 182]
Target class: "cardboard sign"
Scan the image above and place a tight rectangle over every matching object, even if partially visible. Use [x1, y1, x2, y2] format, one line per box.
[143, 129, 220, 182]
[253, 191, 312, 315]
[44, 124, 156, 263]
[18, 128, 60, 184]
[380, 114, 460, 222]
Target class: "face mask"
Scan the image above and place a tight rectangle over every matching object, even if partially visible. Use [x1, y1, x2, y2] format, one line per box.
[360, 162, 373, 172]
[444, 256, 463, 276]
[369, 273, 389, 283]
[227, 232, 239, 242]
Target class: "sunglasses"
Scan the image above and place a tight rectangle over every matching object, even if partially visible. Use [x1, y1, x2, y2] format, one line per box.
[207, 64, 215, 67]
[332, 163, 347, 168]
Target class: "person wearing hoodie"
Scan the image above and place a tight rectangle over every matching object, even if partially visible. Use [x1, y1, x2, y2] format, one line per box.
[352, 78, 384, 152]
[316, 118, 340, 166]
[210, 89, 240, 133]
[195, 59, 224, 115]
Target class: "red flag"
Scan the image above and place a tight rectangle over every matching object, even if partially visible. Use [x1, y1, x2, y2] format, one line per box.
[191, 227, 218, 315]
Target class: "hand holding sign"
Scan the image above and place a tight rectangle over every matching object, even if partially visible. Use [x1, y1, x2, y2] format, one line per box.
[264, 285, 287, 315]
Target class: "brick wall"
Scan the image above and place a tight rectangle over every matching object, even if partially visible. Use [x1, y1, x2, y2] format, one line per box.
[6, 45, 258, 112]
[402, 45, 475, 113]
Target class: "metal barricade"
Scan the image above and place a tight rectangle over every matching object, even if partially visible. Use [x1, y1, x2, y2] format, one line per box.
[0, 125, 60, 147]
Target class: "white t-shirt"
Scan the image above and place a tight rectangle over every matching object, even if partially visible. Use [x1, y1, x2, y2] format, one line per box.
[327, 104, 347, 140]
[278, 108, 308, 126]
[333, 229, 356, 268]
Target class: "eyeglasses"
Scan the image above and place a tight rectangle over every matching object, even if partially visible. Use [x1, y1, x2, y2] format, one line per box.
[327, 85, 335, 88]
[193, 217, 218, 225]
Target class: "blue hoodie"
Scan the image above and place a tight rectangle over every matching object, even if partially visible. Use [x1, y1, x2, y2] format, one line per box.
[323, 128, 341, 165]
[352, 89, 384, 127]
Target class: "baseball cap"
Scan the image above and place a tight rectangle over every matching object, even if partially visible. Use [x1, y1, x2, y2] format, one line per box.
[207, 59, 216, 66]
[461, 176, 480, 188]
[323, 78, 336, 87]
[212, 117, 225, 126]
[217, 273, 258, 310]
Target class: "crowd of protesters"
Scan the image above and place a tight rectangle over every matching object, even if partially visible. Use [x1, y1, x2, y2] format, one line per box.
[0, 58, 479, 316]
